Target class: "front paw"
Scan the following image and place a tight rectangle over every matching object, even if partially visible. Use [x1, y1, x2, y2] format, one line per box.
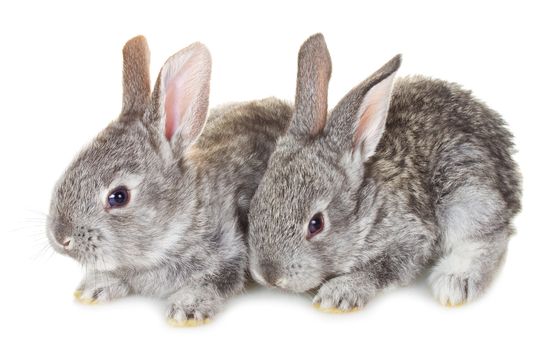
[166, 292, 222, 327]
[313, 275, 374, 313]
[74, 275, 128, 304]
[73, 289, 102, 305]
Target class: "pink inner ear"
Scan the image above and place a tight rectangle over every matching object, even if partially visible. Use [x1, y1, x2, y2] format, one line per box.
[164, 76, 198, 141]
[354, 93, 384, 146]
[164, 81, 179, 140]
[353, 74, 395, 151]
[164, 71, 195, 141]
[162, 52, 207, 142]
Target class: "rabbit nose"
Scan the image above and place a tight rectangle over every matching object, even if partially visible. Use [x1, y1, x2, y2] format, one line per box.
[61, 237, 73, 250]
[260, 261, 280, 286]
[52, 218, 73, 250]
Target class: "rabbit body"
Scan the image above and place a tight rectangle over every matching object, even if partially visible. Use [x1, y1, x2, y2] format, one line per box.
[47, 36, 291, 325]
[248, 34, 521, 310]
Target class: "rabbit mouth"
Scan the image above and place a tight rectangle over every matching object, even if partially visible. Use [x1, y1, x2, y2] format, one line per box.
[47, 224, 111, 268]
[275, 276, 323, 293]
[250, 264, 323, 292]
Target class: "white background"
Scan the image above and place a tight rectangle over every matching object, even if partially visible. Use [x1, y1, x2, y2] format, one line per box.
[1, 0, 551, 349]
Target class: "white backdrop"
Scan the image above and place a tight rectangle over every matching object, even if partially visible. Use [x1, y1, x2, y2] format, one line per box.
[1, 0, 551, 349]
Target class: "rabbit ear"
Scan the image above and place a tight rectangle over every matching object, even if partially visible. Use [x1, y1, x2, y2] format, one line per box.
[326, 55, 401, 160]
[121, 35, 151, 118]
[288, 33, 332, 138]
[148, 42, 211, 153]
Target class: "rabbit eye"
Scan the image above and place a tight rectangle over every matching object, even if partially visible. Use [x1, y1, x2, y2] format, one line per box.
[107, 186, 130, 208]
[307, 213, 324, 240]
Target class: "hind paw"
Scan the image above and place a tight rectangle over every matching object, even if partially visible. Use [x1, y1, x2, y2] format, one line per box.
[428, 272, 476, 307]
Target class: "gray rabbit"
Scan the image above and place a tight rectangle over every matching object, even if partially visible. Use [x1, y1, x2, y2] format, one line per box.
[248, 33, 521, 311]
[46, 36, 291, 325]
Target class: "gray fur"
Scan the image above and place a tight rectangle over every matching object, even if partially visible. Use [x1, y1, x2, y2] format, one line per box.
[46, 36, 292, 323]
[120, 35, 151, 117]
[248, 33, 521, 310]
[290, 33, 332, 137]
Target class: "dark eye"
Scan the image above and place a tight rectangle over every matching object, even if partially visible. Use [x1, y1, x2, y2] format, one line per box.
[107, 186, 130, 208]
[307, 213, 324, 240]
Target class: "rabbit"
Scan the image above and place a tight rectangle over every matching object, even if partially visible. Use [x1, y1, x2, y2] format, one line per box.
[247, 33, 522, 312]
[46, 35, 292, 326]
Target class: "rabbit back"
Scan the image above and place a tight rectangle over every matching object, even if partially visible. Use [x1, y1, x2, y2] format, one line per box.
[371, 76, 521, 225]
[188, 98, 292, 234]
[369, 76, 521, 305]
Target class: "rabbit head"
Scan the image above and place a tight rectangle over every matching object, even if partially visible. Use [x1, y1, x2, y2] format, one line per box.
[47, 36, 212, 271]
[248, 34, 400, 292]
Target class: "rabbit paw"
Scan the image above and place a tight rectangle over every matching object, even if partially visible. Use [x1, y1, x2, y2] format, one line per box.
[428, 271, 475, 307]
[313, 275, 373, 313]
[73, 289, 101, 305]
[74, 275, 129, 304]
[166, 292, 221, 327]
